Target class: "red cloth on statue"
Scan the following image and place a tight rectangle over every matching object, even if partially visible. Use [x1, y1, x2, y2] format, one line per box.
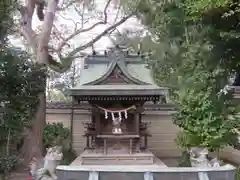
[27, 176, 32, 180]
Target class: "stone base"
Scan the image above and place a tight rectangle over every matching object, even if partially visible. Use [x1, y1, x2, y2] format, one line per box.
[56, 164, 236, 180]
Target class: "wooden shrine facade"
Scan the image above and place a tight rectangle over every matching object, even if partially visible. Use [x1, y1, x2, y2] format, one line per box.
[69, 46, 170, 164]
[81, 103, 149, 154]
[71, 91, 167, 157]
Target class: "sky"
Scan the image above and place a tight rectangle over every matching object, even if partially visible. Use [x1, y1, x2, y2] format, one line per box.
[11, 0, 144, 54]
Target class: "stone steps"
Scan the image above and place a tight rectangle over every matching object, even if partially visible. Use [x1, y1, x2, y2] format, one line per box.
[75, 150, 156, 165]
[81, 155, 155, 165]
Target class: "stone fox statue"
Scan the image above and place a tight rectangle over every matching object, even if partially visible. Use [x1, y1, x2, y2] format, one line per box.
[29, 146, 63, 180]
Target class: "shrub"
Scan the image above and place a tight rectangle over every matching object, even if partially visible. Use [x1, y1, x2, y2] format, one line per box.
[174, 83, 240, 151]
[236, 167, 240, 180]
[60, 149, 77, 165]
[43, 122, 70, 148]
[43, 122, 77, 165]
[178, 151, 191, 167]
[0, 155, 18, 174]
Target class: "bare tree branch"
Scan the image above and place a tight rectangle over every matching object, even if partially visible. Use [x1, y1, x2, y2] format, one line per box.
[73, 5, 100, 29]
[56, 0, 112, 52]
[57, 0, 80, 11]
[113, 3, 121, 22]
[57, 13, 81, 32]
[19, 0, 38, 55]
[20, 0, 60, 65]
[19, 0, 134, 72]
[68, 13, 133, 57]
[37, 0, 59, 64]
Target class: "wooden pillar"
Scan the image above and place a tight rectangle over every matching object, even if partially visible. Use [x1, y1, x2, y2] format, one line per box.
[144, 134, 148, 149]
[129, 139, 133, 154]
[135, 105, 143, 135]
[104, 139, 107, 155]
[69, 97, 75, 149]
[85, 135, 90, 149]
[139, 111, 142, 123]
[135, 113, 140, 135]
[95, 108, 100, 135]
[135, 105, 141, 153]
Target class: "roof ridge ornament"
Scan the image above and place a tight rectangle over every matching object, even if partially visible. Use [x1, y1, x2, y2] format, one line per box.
[92, 45, 96, 56]
[107, 45, 125, 62]
[137, 43, 141, 56]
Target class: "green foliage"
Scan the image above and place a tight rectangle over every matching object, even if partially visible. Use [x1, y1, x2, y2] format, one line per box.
[124, 0, 240, 151]
[0, 0, 18, 43]
[183, 0, 229, 18]
[43, 123, 70, 148]
[60, 149, 77, 165]
[178, 150, 191, 167]
[0, 154, 18, 174]
[0, 48, 46, 153]
[174, 85, 240, 150]
[171, 40, 240, 150]
[175, 132, 194, 149]
[236, 167, 240, 180]
[43, 123, 75, 165]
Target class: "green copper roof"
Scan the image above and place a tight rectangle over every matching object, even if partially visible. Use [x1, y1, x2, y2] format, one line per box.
[126, 64, 156, 85]
[77, 62, 155, 86]
[72, 46, 163, 97]
[78, 64, 109, 85]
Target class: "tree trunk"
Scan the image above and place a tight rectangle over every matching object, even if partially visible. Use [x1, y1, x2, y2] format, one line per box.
[21, 79, 46, 167]
[6, 128, 11, 156]
[32, 91, 46, 155]
[47, 78, 51, 101]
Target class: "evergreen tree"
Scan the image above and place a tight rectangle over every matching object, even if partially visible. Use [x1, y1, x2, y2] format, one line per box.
[119, 0, 240, 150]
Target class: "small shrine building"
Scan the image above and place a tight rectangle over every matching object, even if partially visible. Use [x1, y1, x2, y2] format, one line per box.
[67, 46, 180, 165]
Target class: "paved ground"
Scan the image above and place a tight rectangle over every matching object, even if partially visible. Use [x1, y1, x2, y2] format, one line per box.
[7, 168, 29, 180]
[6, 158, 179, 180]
[161, 158, 180, 167]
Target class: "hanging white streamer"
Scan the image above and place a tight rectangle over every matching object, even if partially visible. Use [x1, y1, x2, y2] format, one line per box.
[118, 111, 122, 121]
[124, 110, 127, 119]
[105, 110, 108, 119]
[98, 105, 134, 121]
[111, 112, 115, 121]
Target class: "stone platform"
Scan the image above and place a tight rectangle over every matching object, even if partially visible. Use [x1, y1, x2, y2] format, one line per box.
[56, 164, 236, 180]
[71, 149, 165, 166]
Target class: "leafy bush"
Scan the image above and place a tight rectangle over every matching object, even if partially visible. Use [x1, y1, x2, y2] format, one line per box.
[43, 122, 70, 148]
[175, 132, 193, 149]
[60, 149, 77, 165]
[173, 77, 240, 151]
[236, 167, 240, 180]
[178, 150, 191, 167]
[0, 48, 46, 154]
[43, 123, 77, 165]
[229, 135, 240, 150]
[0, 155, 18, 174]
